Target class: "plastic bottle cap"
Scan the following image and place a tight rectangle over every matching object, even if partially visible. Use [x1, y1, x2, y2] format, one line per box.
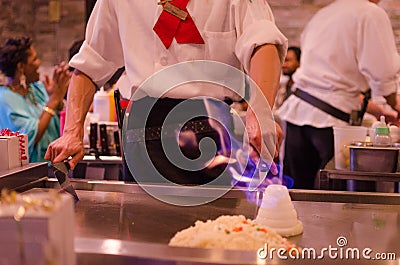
[375, 127, 390, 134]
[379, 115, 386, 125]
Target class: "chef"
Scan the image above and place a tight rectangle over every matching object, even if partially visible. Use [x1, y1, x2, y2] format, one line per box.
[277, 0, 400, 189]
[45, 0, 288, 185]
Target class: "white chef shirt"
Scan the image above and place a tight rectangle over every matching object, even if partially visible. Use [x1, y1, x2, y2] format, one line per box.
[277, 0, 400, 128]
[70, 0, 288, 100]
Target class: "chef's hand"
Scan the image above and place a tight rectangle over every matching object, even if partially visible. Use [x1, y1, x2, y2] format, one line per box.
[382, 110, 400, 126]
[245, 107, 282, 175]
[44, 132, 85, 170]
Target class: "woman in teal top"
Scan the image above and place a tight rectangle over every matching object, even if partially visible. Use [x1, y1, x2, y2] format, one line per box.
[0, 37, 70, 162]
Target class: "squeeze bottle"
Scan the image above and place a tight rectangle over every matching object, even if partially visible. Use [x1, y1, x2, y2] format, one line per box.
[93, 87, 110, 122]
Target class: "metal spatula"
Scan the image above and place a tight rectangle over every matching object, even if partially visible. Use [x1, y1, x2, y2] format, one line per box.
[51, 161, 79, 202]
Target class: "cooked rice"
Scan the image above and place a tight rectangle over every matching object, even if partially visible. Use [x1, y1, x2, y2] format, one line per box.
[169, 215, 298, 251]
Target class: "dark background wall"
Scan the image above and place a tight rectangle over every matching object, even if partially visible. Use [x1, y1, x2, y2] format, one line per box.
[0, 0, 399, 75]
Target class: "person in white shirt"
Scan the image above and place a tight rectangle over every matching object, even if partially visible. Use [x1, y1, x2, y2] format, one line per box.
[44, 0, 288, 185]
[274, 46, 301, 113]
[277, 0, 400, 189]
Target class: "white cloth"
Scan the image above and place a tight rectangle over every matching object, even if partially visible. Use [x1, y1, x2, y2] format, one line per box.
[277, 0, 400, 128]
[70, 0, 288, 100]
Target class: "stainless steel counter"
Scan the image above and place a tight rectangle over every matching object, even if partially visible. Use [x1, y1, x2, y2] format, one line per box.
[37, 180, 400, 264]
[319, 169, 400, 191]
[0, 162, 48, 191]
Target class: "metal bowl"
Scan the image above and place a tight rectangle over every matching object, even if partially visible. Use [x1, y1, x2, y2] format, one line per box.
[349, 143, 399, 172]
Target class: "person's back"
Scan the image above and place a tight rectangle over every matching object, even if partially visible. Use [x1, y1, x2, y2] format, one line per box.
[278, 0, 400, 189]
[297, 0, 396, 98]
[281, 0, 400, 128]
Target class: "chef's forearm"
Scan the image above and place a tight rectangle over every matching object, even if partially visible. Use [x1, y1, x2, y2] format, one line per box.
[63, 70, 96, 139]
[246, 44, 283, 160]
[366, 100, 385, 120]
[249, 44, 281, 109]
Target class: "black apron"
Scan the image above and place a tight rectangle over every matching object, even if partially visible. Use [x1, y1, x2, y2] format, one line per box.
[122, 97, 234, 185]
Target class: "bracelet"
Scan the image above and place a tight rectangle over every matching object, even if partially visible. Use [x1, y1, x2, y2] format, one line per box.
[43, 106, 56, 116]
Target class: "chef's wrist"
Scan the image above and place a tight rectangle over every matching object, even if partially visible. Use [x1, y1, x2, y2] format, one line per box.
[63, 126, 85, 140]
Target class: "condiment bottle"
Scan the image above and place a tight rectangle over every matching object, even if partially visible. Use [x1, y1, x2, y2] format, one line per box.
[373, 116, 391, 147]
[93, 87, 110, 122]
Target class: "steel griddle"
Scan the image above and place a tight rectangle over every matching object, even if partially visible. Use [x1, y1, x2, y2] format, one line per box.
[38, 181, 400, 264]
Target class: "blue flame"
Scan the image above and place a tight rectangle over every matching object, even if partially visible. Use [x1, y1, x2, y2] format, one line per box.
[202, 98, 294, 193]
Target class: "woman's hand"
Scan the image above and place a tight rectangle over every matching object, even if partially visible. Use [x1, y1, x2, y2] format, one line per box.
[43, 61, 71, 105]
[35, 62, 71, 144]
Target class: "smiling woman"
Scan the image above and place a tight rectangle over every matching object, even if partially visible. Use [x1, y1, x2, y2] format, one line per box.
[0, 36, 71, 162]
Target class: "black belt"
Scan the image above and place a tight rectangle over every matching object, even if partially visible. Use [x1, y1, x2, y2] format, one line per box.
[126, 119, 215, 143]
[293, 88, 350, 123]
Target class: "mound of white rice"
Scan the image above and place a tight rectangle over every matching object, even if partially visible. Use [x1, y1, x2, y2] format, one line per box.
[169, 215, 298, 251]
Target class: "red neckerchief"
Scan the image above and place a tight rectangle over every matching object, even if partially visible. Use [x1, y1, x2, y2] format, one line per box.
[153, 0, 204, 48]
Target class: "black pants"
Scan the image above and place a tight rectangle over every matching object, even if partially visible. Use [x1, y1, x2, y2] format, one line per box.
[122, 97, 233, 185]
[283, 122, 334, 189]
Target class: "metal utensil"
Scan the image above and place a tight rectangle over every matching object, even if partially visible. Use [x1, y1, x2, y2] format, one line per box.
[350, 89, 371, 126]
[51, 161, 79, 202]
